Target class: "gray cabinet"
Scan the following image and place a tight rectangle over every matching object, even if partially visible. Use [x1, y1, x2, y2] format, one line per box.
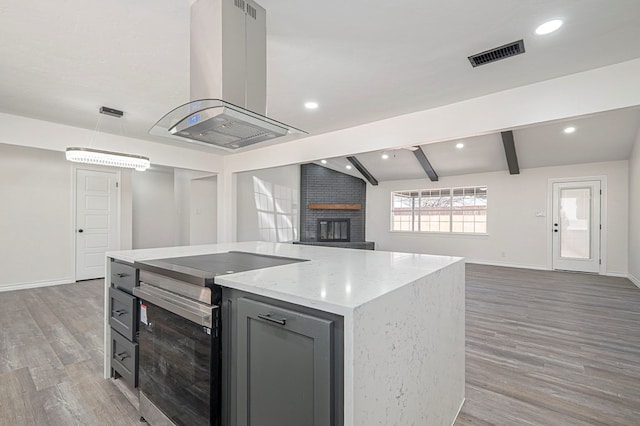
[111, 260, 137, 293]
[109, 287, 137, 341]
[111, 326, 139, 388]
[237, 298, 332, 426]
[109, 259, 139, 390]
[223, 289, 343, 426]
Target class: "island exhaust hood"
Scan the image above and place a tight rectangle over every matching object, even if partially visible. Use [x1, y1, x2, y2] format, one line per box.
[149, 0, 304, 151]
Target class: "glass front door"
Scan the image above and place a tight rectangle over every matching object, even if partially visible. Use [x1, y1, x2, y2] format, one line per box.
[552, 181, 601, 273]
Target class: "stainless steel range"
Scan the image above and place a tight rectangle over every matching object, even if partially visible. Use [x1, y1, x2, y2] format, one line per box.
[133, 251, 307, 426]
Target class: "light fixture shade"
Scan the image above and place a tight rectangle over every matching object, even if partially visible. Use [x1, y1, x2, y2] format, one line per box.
[65, 147, 150, 171]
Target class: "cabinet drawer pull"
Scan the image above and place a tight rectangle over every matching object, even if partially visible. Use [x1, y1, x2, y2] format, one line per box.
[115, 352, 129, 362]
[258, 313, 286, 326]
[114, 273, 128, 278]
[114, 309, 127, 316]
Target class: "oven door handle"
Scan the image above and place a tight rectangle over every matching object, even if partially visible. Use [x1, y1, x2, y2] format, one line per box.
[134, 284, 216, 328]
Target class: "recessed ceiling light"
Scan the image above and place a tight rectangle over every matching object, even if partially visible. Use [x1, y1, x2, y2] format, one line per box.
[320, 159, 327, 164]
[456, 142, 464, 149]
[304, 101, 319, 110]
[346, 165, 352, 170]
[381, 152, 389, 160]
[535, 19, 563, 35]
[564, 126, 576, 134]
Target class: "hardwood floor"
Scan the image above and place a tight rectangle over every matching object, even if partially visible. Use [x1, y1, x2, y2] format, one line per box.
[456, 264, 640, 426]
[0, 280, 140, 426]
[1, 266, 639, 425]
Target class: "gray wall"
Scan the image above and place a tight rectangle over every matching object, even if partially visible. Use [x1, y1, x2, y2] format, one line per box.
[300, 164, 366, 242]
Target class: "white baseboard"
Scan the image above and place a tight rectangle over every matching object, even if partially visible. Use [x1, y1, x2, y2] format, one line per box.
[0, 278, 75, 292]
[465, 259, 550, 271]
[466, 260, 632, 279]
[450, 398, 466, 426]
[603, 271, 628, 278]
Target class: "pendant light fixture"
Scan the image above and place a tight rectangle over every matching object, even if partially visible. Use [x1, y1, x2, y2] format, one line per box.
[65, 147, 150, 171]
[65, 107, 151, 171]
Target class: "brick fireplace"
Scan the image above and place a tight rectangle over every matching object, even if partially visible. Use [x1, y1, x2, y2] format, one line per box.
[296, 163, 374, 250]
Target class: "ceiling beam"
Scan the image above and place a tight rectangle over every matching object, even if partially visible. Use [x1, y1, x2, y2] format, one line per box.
[346, 156, 378, 185]
[413, 147, 439, 181]
[501, 131, 520, 174]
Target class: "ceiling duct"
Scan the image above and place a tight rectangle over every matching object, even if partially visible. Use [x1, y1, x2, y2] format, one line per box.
[468, 39, 526, 67]
[150, 0, 304, 151]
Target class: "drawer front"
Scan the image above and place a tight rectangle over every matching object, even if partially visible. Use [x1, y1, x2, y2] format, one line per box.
[111, 329, 139, 388]
[111, 260, 137, 293]
[109, 287, 137, 341]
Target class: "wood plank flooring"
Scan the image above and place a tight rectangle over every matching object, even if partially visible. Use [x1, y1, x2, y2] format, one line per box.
[0, 280, 140, 426]
[456, 265, 640, 426]
[1, 266, 639, 425]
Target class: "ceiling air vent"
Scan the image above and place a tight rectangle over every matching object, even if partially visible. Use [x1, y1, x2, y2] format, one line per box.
[468, 39, 525, 67]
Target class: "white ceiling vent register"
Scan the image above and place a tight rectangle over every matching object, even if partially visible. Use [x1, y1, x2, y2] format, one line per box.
[150, 0, 304, 151]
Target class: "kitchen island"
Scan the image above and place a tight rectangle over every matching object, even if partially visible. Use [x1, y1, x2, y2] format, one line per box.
[105, 241, 465, 425]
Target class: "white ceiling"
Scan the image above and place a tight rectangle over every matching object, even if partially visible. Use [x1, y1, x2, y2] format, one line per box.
[515, 108, 640, 169]
[1, 0, 640, 154]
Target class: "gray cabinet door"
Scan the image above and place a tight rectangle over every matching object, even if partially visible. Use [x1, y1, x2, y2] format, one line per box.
[237, 298, 333, 426]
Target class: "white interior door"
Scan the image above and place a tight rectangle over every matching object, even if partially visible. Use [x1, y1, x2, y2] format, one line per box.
[76, 169, 119, 280]
[551, 181, 601, 273]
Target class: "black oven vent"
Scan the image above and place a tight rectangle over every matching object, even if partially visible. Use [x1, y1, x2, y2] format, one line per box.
[317, 219, 350, 242]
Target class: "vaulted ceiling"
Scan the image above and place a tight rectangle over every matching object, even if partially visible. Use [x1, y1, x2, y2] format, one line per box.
[317, 107, 640, 182]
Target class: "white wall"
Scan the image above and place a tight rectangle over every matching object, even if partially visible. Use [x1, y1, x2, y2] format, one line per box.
[132, 168, 176, 249]
[367, 161, 629, 275]
[0, 144, 133, 290]
[190, 176, 217, 245]
[236, 165, 300, 242]
[133, 168, 218, 249]
[0, 140, 218, 290]
[174, 169, 192, 246]
[629, 130, 640, 286]
[174, 169, 218, 246]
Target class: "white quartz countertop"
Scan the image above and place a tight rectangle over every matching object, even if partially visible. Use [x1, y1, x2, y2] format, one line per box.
[107, 241, 463, 315]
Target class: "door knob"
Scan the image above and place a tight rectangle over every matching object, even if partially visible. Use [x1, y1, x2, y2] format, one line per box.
[78, 229, 84, 233]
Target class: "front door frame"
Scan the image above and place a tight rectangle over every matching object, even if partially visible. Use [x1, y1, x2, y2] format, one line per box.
[547, 176, 607, 274]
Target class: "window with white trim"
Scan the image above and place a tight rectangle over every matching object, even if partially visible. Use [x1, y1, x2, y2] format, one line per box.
[391, 186, 487, 233]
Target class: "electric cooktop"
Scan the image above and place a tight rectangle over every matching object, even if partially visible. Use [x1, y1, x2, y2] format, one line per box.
[134, 251, 308, 287]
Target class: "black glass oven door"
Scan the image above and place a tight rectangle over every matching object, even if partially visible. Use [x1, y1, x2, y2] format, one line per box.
[138, 300, 220, 426]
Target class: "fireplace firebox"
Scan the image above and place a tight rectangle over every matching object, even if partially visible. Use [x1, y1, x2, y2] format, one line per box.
[317, 219, 350, 242]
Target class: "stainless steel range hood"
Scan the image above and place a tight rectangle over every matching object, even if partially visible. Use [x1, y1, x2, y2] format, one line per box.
[149, 0, 304, 151]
